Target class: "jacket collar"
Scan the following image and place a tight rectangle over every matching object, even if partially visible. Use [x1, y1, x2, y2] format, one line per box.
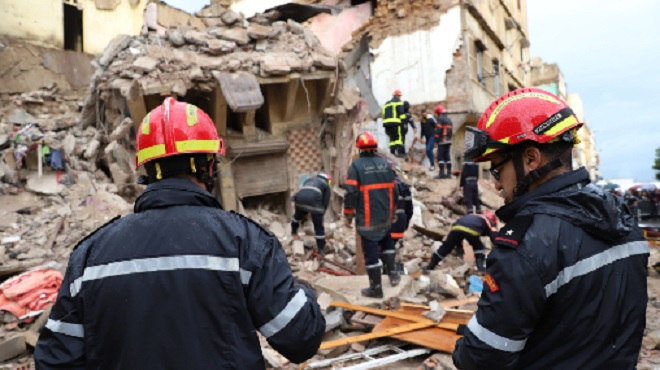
[496, 167, 590, 222]
[134, 178, 222, 213]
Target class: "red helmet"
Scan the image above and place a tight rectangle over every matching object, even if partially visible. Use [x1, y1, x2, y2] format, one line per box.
[464, 88, 582, 162]
[135, 97, 225, 168]
[356, 132, 378, 150]
[482, 211, 497, 229]
[393, 89, 402, 96]
[434, 104, 446, 115]
[317, 172, 333, 186]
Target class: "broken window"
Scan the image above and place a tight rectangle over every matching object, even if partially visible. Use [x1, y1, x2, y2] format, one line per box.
[492, 60, 500, 96]
[475, 41, 486, 85]
[63, 2, 83, 52]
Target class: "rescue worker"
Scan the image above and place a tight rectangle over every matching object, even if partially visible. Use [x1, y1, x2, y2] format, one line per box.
[344, 132, 399, 298]
[434, 104, 453, 179]
[400, 101, 416, 156]
[420, 109, 437, 170]
[424, 212, 497, 273]
[291, 172, 332, 256]
[35, 98, 326, 369]
[382, 164, 413, 274]
[381, 90, 406, 157]
[454, 88, 648, 369]
[460, 159, 481, 214]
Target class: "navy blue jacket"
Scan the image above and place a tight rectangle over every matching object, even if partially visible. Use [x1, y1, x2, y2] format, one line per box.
[344, 152, 398, 241]
[460, 162, 480, 187]
[452, 214, 496, 240]
[453, 168, 648, 370]
[293, 176, 331, 214]
[35, 178, 325, 370]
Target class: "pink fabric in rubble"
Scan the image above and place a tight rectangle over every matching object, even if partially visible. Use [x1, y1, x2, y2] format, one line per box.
[0, 268, 63, 319]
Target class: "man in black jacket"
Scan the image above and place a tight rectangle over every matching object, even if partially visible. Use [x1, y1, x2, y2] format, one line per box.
[35, 98, 325, 369]
[344, 132, 399, 298]
[383, 168, 414, 274]
[457, 88, 648, 369]
[381, 90, 406, 157]
[460, 159, 481, 214]
[424, 212, 497, 273]
[292, 172, 332, 256]
[434, 104, 453, 179]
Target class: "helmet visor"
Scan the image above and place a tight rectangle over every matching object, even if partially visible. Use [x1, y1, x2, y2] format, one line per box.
[464, 126, 509, 162]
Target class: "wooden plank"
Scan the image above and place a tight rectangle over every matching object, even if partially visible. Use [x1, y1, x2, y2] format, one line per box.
[242, 110, 257, 140]
[232, 153, 289, 198]
[126, 96, 147, 131]
[218, 163, 237, 211]
[401, 296, 479, 310]
[329, 301, 432, 324]
[212, 86, 228, 137]
[282, 79, 300, 122]
[320, 322, 435, 350]
[412, 224, 447, 240]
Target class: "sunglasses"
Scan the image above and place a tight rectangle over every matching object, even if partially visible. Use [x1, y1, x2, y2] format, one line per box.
[489, 155, 511, 182]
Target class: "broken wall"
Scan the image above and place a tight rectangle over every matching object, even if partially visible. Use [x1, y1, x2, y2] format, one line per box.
[0, 0, 149, 55]
[370, 5, 461, 106]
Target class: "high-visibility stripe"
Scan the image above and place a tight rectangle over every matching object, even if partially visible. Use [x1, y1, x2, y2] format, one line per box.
[301, 186, 322, 194]
[70, 255, 240, 297]
[391, 232, 404, 238]
[364, 187, 371, 226]
[315, 235, 325, 239]
[467, 316, 527, 352]
[259, 289, 307, 338]
[46, 319, 84, 338]
[485, 92, 562, 129]
[141, 112, 152, 135]
[344, 209, 355, 215]
[542, 115, 579, 137]
[451, 225, 481, 236]
[175, 139, 219, 153]
[345, 179, 358, 186]
[137, 144, 166, 165]
[240, 268, 252, 285]
[544, 240, 649, 298]
[359, 183, 395, 191]
[186, 104, 199, 127]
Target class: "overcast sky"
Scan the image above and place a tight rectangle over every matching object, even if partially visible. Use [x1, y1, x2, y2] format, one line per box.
[164, 0, 660, 182]
[527, 0, 660, 182]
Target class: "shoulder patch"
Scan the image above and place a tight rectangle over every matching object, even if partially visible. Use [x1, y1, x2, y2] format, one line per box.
[72, 215, 122, 251]
[229, 210, 275, 237]
[494, 214, 533, 248]
[483, 273, 499, 293]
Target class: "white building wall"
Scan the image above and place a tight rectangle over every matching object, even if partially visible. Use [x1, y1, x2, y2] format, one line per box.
[370, 6, 462, 106]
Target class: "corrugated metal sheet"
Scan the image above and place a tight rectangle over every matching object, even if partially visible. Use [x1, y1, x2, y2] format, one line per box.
[213, 71, 264, 112]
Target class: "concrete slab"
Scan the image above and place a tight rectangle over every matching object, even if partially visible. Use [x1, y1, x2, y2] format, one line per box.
[313, 275, 418, 306]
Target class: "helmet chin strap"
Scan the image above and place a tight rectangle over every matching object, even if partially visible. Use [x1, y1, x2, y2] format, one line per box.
[512, 155, 564, 198]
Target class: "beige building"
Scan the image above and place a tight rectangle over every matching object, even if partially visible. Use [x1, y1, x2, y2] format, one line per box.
[531, 60, 600, 181]
[0, 0, 201, 55]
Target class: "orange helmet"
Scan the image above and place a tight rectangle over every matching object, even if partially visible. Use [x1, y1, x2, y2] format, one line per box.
[434, 104, 446, 115]
[482, 211, 497, 229]
[464, 88, 582, 162]
[136, 97, 225, 169]
[356, 132, 378, 150]
[393, 89, 402, 97]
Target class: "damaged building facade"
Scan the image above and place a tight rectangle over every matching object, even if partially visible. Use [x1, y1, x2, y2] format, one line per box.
[234, 0, 533, 177]
[80, 6, 346, 216]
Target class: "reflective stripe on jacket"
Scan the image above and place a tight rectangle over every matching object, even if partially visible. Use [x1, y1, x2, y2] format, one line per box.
[382, 98, 405, 126]
[343, 152, 399, 241]
[34, 178, 325, 369]
[453, 169, 649, 370]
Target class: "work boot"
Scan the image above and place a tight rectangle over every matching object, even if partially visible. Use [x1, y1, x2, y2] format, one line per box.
[361, 266, 384, 298]
[425, 250, 443, 271]
[434, 166, 445, 179]
[384, 253, 400, 287]
[475, 254, 486, 273]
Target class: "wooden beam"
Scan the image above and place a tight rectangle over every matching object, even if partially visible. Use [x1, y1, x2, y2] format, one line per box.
[282, 78, 300, 122]
[316, 78, 335, 115]
[218, 162, 237, 211]
[126, 96, 147, 130]
[329, 301, 432, 324]
[213, 87, 228, 137]
[240, 111, 257, 141]
[320, 322, 435, 350]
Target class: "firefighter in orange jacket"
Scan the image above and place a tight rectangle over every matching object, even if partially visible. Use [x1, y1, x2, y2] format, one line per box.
[344, 132, 399, 298]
